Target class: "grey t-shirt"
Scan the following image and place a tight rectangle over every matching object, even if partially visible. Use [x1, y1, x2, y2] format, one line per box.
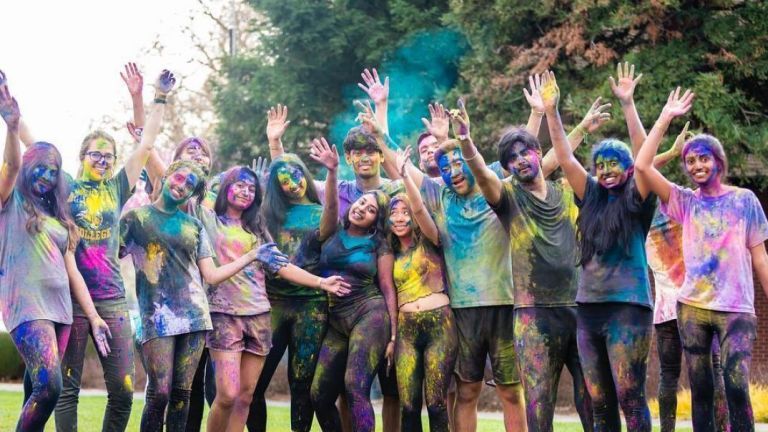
[0, 190, 73, 331]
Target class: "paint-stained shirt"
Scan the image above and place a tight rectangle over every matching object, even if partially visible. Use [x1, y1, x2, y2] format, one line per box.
[305, 228, 391, 315]
[661, 185, 768, 314]
[492, 178, 579, 308]
[0, 190, 72, 331]
[337, 179, 404, 221]
[420, 178, 514, 308]
[646, 206, 685, 324]
[393, 240, 447, 308]
[68, 169, 132, 300]
[267, 203, 326, 301]
[192, 206, 271, 316]
[120, 205, 214, 342]
[576, 177, 656, 308]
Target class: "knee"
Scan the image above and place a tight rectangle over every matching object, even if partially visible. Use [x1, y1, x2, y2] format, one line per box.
[497, 383, 524, 405]
[146, 384, 171, 408]
[215, 384, 240, 409]
[108, 385, 134, 408]
[456, 381, 482, 405]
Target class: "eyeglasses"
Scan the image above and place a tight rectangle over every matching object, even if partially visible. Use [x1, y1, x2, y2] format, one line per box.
[86, 151, 116, 163]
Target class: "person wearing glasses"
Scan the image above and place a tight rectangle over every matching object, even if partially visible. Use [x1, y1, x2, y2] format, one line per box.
[53, 67, 176, 432]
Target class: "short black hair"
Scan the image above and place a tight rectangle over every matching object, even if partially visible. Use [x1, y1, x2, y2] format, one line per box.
[497, 127, 541, 169]
[342, 125, 380, 154]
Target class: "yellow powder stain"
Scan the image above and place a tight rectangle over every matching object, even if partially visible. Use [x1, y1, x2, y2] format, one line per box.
[82, 187, 117, 228]
[145, 242, 165, 284]
[123, 375, 134, 392]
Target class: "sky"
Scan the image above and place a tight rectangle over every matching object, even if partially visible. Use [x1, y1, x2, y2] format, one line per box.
[0, 0, 223, 174]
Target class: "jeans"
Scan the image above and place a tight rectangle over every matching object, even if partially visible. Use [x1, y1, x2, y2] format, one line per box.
[55, 298, 135, 432]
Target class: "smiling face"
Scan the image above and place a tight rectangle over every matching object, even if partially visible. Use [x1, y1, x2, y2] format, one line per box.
[346, 147, 382, 179]
[276, 165, 307, 201]
[594, 154, 630, 189]
[348, 193, 380, 230]
[162, 167, 201, 205]
[81, 138, 116, 181]
[506, 142, 541, 183]
[30, 154, 60, 196]
[438, 148, 476, 195]
[388, 199, 413, 239]
[684, 143, 720, 186]
[178, 139, 212, 171]
[226, 170, 257, 211]
[418, 135, 440, 176]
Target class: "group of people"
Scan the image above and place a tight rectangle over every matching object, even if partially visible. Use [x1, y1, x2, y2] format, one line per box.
[0, 59, 765, 432]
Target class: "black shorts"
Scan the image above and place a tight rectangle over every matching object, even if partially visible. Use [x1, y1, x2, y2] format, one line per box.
[453, 305, 520, 385]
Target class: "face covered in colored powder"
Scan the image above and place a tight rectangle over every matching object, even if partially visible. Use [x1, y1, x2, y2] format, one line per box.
[418, 135, 440, 176]
[30, 155, 60, 196]
[388, 199, 413, 239]
[683, 143, 720, 186]
[276, 165, 307, 201]
[82, 138, 116, 181]
[162, 166, 201, 205]
[594, 150, 631, 189]
[179, 139, 212, 171]
[438, 148, 476, 195]
[348, 193, 380, 230]
[346, 147, 382, 179]
[226, 170, 257, 211]
[506, 141, 541, 183]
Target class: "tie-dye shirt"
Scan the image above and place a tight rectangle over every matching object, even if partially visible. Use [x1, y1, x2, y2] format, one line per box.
[576, 177, 656, 308]
[305, 228, 391, 315]
[661, 185, 768, 314]
[120, 205, 214, 342]
[192, 206, 271, 315]
[68, 169, 132, 300]
[393, 240, 447, 308]
[0, 190, 73, 331]
[492, 178, 579, 308]
[267, 203, 326, 300]
[420, 178, 514, 308]
[645, 206, 685, 324]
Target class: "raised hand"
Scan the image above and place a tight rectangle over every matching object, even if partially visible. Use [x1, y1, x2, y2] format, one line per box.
[355, 100, 384, 137]
[251, 156, 269, 190]
[449, 98, 471, 139]
[396, 146, 413, 177]
[523, 73, 545, 113]
[661, 87, 695, 120]
[154, 69, 176, 96]
[0, 77, 21, 132]
[89, 316, 113, 358]
[266, 104, 290, 143]
[254, 242, 290, 273]
[120, 62, 144, 97]
[578, 97, 612, 134]
[421, 103, 450, 142]
[609, 62, 643, 105]
[357, 68, 389, 105]
[309, 137, 340, 171]
[671, 121, 692, 155]
[126, 121, 143, 143]
[319, 275, 352, 296]
[540, 70, 560, 112]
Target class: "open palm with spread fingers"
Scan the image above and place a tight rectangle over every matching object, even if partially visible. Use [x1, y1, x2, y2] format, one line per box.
[523, 73, 545, 113]
[609, 62, 643, 105]
[358, 68, 389, 105]
[662, 87, 695, 120]
[309, 137, 340, 171]
[267, 104, 290, 142]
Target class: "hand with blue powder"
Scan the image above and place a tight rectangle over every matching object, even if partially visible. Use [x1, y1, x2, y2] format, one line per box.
[252, 156, 269, 190]
[0, 72, 20, 132]
[154, 69, 177, 97]
[89, 315, 113, 358]
[252, 242, 290, 274]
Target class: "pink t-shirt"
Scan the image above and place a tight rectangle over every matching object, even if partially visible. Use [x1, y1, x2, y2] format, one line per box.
[661, 185, 768, 314]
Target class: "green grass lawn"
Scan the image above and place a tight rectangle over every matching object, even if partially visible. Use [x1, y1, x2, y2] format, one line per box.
[0, 390, 689, 431]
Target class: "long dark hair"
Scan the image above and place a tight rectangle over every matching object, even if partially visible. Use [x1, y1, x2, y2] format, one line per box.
[343, 190, 390, 237]
[387, 193, 422, 252]
[17, 142, 79, 251]
[214, 166, 268, 239]
[262, 154, 321, 240]
[577, 139, 641, 265]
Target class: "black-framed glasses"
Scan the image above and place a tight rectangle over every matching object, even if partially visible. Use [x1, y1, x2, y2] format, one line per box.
[86, 151, 116, 163]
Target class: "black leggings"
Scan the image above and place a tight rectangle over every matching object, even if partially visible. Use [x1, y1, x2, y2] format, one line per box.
[310, 298, 390, 432]
[249, 299, 327, 432]
[655, 319, 729, 432]
[184, 348, 216, 432]
[577, 303, 652, 432]
[395, 306, 457, 432]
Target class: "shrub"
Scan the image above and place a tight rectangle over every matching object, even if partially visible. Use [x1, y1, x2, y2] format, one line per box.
[0, 332, 24, 380]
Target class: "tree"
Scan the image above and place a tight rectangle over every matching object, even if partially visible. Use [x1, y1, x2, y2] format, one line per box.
[447, 0, 768, 185]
